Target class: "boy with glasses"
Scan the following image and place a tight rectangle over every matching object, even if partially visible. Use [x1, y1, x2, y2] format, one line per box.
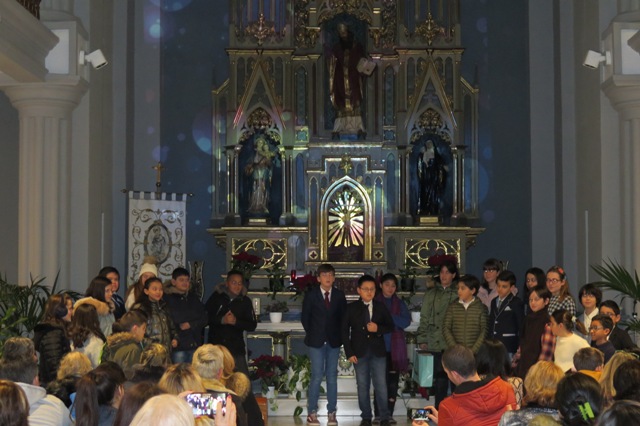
[589, 314, 615, 363]
[598, 300, 637, 351]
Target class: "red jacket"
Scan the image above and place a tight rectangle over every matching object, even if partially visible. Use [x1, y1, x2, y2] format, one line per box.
[439, 376, 516, 426]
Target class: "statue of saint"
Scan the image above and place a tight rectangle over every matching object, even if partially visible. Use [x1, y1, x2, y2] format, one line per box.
[328, 22, 374, 140]
[245, 136, 275, 214]
[417, 140, 447, 216]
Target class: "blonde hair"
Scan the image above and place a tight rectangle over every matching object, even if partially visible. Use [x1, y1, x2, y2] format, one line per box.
[129, 394, 194, 426]
[523, 361, 564, 407]
[56, 352, 92, 380]
[140, 343, 170, 367]
[159, 363, 205, 395]
[215, 345, 235, 382]
[0, 379, 29, 426]
[600, 351, 636, 402]
[192, 344, 223, 380]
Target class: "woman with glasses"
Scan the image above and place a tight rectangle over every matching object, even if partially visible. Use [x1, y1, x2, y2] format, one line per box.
[546, 266, 577, 317]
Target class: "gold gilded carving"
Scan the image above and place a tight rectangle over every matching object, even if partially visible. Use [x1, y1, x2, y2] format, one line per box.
[294, 0, 321, 48]
[404, 238, 460, 269]
[247, 108, 274, 130]
[232, 238, 287, 269]
[407, 12, 446, 46]
[318, 0, 372, 25]
[241, 13, 285, 46]
[339, 154, 353, 175]
[379, 0, 397, 49]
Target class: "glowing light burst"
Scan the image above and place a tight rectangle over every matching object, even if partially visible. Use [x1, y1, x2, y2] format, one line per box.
[328, 189, 364, 248]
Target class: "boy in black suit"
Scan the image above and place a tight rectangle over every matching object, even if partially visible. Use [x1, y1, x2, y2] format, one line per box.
[342, 275, 394, 426]
[301, 264, 347, 426]
[488, 270, 524, 358]
[599, 300, 637, 350]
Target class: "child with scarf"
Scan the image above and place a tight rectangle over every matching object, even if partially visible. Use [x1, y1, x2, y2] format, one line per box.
[374, 273, 411, 423]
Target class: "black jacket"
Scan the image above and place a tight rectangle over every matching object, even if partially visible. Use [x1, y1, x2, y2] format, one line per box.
[342, 299, 394, 359]
[33, 321, 70, 385]
[609, 325, 637, 350]
[301, 285, 347, 348]
[205, 282, 257, 356]
[163, 283, 208, 351]
[488, 293, 525, 353]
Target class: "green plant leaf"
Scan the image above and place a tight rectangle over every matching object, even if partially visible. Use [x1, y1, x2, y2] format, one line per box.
[591, 259, 640, 302]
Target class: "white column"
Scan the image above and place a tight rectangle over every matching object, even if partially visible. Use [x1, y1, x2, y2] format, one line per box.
[3, 79, 87, 286]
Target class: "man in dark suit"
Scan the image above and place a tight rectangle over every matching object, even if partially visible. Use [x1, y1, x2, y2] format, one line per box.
[342, 275, 394, 426]
[301, 264, 347, 426]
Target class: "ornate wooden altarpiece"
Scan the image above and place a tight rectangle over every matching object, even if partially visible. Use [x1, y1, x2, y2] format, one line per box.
[208, 0, 484, 290]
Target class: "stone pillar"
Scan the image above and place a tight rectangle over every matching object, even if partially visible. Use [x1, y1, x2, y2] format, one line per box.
[3, 79, 87, 285]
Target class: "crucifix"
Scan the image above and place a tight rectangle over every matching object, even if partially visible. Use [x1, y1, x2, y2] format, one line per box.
[152, 162, 165, 192]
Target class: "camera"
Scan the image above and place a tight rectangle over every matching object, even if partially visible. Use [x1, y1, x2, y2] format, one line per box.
[412, 408, 432, 421]
[185, 392, 227, 418]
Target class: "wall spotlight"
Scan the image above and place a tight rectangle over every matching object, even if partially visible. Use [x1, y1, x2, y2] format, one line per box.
[79, 49, 108, 69]
[583, 50, 611, 69]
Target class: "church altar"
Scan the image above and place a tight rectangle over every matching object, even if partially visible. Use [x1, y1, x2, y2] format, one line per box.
[208, 0, 483, 416]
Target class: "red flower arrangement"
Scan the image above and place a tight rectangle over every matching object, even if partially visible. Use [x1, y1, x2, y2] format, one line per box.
[427, 253, 458, 272]
[288, 273, 318, 300]
[230, 251, 262, 280]
[249, 355, 288, 392]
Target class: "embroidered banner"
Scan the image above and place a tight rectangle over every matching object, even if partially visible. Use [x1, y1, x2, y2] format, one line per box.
[127, 191, 187, 285]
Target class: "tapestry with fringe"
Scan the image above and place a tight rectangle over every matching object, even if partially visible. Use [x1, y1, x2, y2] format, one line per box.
[127, 191, 187, 285]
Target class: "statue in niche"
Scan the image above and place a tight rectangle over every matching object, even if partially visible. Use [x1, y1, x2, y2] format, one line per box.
[245, 135, 276, 214]
[417, 140, 447, 216]
[328, 22, 375, 140]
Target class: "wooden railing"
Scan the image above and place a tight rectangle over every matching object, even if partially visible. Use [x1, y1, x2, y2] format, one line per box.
[15, 0, 41, 19]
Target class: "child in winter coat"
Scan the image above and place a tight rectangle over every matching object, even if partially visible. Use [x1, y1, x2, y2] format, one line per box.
[101, 309, 148, 376]
[33, 294, 72, 385]
[74, 276, 116, 336]
[443, 274, 488, 353]
[132, 277, 178, 354]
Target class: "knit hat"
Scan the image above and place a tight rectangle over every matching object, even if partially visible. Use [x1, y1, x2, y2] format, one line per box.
[139, 257, 158, 279]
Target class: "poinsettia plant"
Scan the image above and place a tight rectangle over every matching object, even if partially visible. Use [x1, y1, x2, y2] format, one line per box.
[288, 273, 318, 301]
[230, 251, 262, 280]
[249, 354, 288, 393]
[427, 253, 458, 274]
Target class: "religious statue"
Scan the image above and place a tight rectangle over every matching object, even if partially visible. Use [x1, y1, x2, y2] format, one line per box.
[245, 136, 276, 214]
[417, 140, 447, 216]
[328, 22, 375, 140]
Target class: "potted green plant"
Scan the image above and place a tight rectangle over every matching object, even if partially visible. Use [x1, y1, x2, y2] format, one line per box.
[264, 300, 289, 323]
[287, 354, 315, 416]
[265, 263, 286, 300]
[591, 259, 640, 332]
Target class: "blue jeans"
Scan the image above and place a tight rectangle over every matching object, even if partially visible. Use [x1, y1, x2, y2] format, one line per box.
[353, 351, 389, 421]
[308, 343, 340, 414]
[172, 349, 195, 364]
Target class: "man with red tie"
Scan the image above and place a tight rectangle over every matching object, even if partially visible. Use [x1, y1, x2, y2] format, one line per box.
[301, 264, 347, 426]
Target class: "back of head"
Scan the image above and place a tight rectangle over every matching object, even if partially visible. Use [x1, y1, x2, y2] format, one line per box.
[0, 379, 29, 426]
[214, 345, 235, 381]
[116, 309, 148, 333]
[192, 344, 223, 380]
[43, 294, 69, 324]
[595, 400, 640, 426]
[475, 339, 510, 378]
[442, 344, 476, 379]
[0, 358, 38, 385]
[599, 351, 636, 400]
[613, 359, 640, 401]
[75, 369, 122, 426]
[573, 347, 604, 372]
[556, 373, 603, 426]
[523, 361, 564, 408]
[57, 352, 92, 381]
[130, 394, 194, 426]
[159, 363, 205, 395]
[2, 337, 34, 363]
[140, 343, 170, 368]
[114, 382, 164, 426]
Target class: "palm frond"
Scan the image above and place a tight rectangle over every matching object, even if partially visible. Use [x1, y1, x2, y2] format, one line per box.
[591, 259, 640, 303]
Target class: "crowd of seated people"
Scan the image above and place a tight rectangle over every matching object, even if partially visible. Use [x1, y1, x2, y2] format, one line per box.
[0, 258, 638, 426]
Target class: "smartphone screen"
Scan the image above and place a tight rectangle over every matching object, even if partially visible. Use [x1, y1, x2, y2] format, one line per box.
[185, 392, 227, 418]
[412, 408, 432, 420]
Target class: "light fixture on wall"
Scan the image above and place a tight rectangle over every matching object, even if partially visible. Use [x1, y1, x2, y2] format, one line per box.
[583, 50, 611, 69]
[78, 49, 108, 69]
